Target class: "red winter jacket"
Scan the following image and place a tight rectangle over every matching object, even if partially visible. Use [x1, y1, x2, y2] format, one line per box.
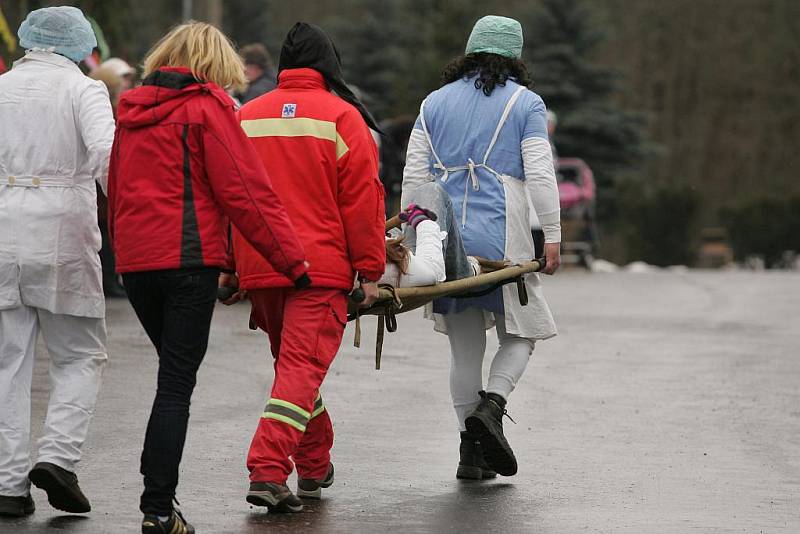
[108, 67, 308, 284]
[233, 68, 385, 290]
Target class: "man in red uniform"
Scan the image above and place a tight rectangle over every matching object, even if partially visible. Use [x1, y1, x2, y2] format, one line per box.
[228, 23, 385, 512]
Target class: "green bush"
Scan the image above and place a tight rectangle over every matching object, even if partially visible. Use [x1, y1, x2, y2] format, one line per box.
[614, 183, 700, 266]
[721, 196, 800, 267]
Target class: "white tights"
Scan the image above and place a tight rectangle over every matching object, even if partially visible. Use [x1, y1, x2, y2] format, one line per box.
[443, 307, 535, 431]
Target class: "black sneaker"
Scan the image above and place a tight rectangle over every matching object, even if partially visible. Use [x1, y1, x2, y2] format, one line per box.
[246, 482, 304, 513]
[28, 462, 90, 513]
[464, 391, 518, 476]
[142, 509, 194, 534]
[297, 463, 335, 499]
[456, 432, 497, 480]
[0, 494, 35, 517]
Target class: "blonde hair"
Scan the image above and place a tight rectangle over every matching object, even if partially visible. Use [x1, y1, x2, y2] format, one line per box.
[143, 21, 245, 90]
[386, 237, 410, 274]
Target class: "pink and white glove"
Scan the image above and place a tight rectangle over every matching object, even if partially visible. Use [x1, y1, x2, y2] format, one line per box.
[399, 204, 438, 229]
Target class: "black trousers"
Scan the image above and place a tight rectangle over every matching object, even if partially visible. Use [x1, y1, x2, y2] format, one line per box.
[122, 268, 219, 515]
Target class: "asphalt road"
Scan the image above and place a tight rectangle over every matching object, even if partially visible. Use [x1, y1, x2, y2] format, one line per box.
[3, 270, 799, 533]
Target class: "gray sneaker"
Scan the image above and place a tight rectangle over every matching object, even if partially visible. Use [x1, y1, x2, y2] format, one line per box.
[246, 482, 304, 513]
[297, 463, 334, 499]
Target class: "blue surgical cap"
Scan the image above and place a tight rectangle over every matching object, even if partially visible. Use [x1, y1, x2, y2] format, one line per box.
[18, 6, 97, 63]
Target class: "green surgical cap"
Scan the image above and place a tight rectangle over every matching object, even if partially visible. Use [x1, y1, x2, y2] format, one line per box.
[465, 15, 523, 59]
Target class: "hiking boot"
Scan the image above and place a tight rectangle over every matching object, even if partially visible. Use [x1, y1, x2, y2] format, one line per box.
[246, 482, 304, 513]
[142, 508, 194, 534]
[464, 391, 518, 476]
[456, 432, 497, 480]
[0, 494, 35, 517]
[28, 462, 91, 513]
[297, 463, 335, 499]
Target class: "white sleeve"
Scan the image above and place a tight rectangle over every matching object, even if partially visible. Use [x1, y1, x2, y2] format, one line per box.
[398, 219, 446, 287]
[400, 127, 434, 208]
[522, 137, 561, 243]
[78, 81, 115, 194]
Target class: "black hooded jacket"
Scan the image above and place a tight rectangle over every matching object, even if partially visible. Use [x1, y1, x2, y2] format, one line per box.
[278, 22, 382, 133]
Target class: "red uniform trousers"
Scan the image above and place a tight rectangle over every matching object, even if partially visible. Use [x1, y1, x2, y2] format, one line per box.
[246, 287, 347, 484]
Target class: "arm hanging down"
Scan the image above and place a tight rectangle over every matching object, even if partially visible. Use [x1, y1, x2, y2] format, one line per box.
[78, 81, 115, 194]
[400, 115, 435, 208]
[203, 103, 308, 284]
[336, 108, 386, 284]
[522, 97, 561, 274]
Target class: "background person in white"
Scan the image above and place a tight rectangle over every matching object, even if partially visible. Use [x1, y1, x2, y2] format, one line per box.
[0, 6, 114, 517]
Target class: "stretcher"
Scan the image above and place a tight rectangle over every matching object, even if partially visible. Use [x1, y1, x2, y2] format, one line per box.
[348, 257, 545, 369]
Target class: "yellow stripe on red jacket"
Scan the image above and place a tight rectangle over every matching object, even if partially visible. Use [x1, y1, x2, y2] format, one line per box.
[233, 68, 386, 291]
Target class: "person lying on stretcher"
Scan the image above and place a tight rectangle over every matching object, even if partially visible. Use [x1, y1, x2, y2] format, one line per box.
[379, 182, 483, 288]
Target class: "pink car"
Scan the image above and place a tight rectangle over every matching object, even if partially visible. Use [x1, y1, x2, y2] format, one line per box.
[557, 158, 595, 211]
[556, 158, 598, 266]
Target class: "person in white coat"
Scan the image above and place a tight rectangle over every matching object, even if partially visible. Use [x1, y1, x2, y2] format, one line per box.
[0, 6, 114, 517]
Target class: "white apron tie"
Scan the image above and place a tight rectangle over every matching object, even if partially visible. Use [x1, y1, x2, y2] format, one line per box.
[419, 85, 526, 228]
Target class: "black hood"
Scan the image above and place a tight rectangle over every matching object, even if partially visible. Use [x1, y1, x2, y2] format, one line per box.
[279, 22, 382, 134]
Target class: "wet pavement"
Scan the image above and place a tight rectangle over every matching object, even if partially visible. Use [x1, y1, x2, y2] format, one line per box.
[4, 270, 800, 533]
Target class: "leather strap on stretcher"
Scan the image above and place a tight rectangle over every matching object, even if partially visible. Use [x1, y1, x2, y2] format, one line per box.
[352, 286, 401, 368]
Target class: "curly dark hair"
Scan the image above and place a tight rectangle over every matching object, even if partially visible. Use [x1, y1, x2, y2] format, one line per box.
[442, 53, 532, 96]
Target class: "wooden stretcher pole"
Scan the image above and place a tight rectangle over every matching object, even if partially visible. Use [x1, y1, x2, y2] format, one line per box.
[348, 260, 544, 319]
[380, 260, 543, 302]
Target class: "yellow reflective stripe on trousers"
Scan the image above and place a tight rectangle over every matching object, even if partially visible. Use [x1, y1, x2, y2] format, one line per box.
[240, 117, 349, 159]
[311, 394, 325, 419]
[262, 398, 311, 432]
[266, 398, 311, 419]
[262, 412, 307, 432]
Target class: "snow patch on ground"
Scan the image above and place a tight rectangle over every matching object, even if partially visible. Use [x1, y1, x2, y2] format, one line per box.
[589, 259, 619, 273]
[624, 261, 659, 273]
[586, 259, 693, 273]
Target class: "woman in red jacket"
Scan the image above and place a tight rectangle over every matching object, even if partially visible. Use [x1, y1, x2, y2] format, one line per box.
[230, 23, 385, 513]
[107, 22, 308, 534]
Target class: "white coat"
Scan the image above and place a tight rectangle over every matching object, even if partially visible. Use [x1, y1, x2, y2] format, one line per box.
[0, 51, 115, 318]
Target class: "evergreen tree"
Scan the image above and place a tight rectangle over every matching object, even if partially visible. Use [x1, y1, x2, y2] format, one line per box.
[519, 0, 648, 192]
[326, 0, 416, 120]
[223, 0, 272, 48]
